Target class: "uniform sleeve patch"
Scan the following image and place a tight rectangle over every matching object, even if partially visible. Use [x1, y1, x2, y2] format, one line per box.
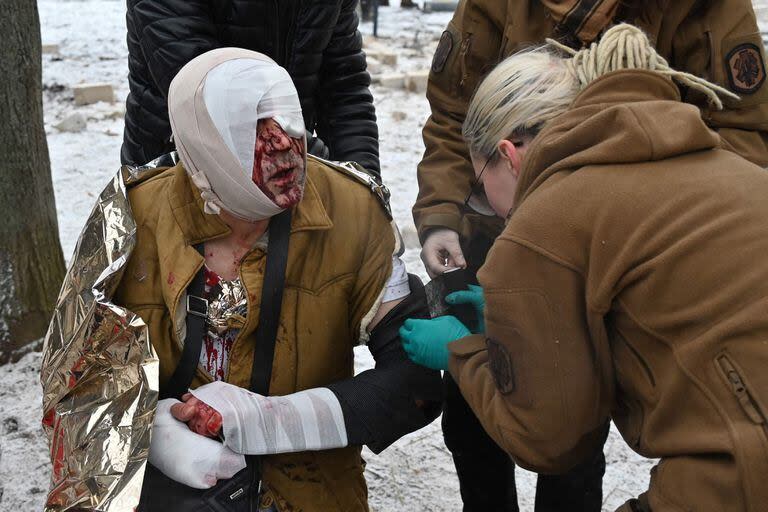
[432, 30, 454, 74]
[487, 338, 515, 395]
[726, 43, 766, 95]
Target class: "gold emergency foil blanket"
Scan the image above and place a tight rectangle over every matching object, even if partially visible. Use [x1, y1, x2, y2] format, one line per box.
[207, 277, 248, 334]
[40, 157, 174, 511]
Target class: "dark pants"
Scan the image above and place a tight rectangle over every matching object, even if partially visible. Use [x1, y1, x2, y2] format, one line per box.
[443, 374, 608, 512]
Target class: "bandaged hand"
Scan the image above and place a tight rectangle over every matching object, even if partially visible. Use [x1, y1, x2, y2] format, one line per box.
[149, 399, 246, 489]
[190, 381, 348, 455]
[171, 394, 223, 437]
[421, 228, 466, 278]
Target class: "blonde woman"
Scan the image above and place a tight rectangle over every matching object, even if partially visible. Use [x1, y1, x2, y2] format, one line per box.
[401, 24, 768, 512]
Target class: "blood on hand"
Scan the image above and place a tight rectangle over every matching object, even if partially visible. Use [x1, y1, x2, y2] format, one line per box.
[175, 394, 223, 438]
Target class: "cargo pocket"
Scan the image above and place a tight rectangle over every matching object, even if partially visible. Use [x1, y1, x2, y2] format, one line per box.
[457, 18, 503, 99]
[714, 352, 768, 509]
[716, 353, 767, 427]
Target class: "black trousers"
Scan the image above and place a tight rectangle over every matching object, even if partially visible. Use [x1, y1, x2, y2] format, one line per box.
[442, 374, 608, 512]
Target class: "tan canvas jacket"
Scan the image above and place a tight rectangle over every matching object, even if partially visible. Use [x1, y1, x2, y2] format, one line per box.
[114, 158, 395, 511]
[449, 70, 768, 511]
[414, 0, 768, 243]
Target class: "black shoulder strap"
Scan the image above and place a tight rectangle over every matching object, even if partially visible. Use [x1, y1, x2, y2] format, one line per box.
[249, 209, 291, 395]
[162, 209, 292, 399]
[162, 243, 208, 400]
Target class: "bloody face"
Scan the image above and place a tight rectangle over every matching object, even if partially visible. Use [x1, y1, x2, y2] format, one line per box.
[252, 118, 306, 208]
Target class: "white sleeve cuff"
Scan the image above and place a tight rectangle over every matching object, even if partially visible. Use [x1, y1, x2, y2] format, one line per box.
[382, 255, 410, 303]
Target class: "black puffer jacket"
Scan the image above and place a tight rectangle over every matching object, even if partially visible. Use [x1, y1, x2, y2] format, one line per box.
[122, 0, 380, 176]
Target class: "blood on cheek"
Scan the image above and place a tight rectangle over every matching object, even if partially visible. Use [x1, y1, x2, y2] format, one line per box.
[251, 126, 305, 205]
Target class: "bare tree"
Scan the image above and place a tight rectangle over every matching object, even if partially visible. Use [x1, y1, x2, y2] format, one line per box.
[0, 0, 65, 364]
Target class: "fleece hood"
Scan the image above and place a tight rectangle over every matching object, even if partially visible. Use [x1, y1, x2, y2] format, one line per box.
[514, 69, 722, 212]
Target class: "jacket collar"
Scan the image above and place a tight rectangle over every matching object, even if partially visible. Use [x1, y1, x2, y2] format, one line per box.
[168, 162, 333, 246]
[514, 70, 721, 212]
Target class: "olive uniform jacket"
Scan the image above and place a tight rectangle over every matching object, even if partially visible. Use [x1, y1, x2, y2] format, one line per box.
[449, 70, 768, 511]
[414, 0, 768, 243]
[115, 158, 399, 511]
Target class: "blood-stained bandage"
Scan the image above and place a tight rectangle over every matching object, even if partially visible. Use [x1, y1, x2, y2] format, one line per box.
[168, 49, 306, 221]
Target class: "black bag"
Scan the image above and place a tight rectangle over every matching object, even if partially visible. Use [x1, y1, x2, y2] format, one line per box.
[139, 210, 292, 512]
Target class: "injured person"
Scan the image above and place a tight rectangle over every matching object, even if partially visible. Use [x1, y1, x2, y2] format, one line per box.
[132, 48, 441, 511]
[42, 47, 441, 512]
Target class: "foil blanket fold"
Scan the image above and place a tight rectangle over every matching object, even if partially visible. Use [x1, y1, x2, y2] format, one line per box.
[39, 157, 173, 511]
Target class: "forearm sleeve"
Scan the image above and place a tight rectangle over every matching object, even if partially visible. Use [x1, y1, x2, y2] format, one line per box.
[414, 1, 503, 241]
[448, 240, 611, 473]
[327, 275, 443, 453]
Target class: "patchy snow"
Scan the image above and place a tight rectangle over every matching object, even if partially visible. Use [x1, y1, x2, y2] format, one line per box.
[0, 256, 17, 347]
[5, 0, 768, 510]
[0, 351, 50, 509]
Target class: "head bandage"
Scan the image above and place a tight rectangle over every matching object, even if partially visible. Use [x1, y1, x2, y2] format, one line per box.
[168, 48, 306, 221]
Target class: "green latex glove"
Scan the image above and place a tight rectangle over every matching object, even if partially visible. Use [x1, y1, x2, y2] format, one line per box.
[446, 284, 485, 333]
[399, 315, 471, 371]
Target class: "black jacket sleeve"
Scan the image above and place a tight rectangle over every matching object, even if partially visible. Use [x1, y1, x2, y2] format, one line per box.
[326, 275, 443, 453]
[314, 0, 381, 177]
[130, 0, 221, 97]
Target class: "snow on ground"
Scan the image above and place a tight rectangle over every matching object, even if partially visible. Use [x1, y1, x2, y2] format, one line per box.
[11, 0, 768, 509]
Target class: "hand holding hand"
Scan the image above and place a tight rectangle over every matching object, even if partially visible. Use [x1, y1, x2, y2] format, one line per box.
[399, 315, 471, 370]
[420, 229, 466, 278]
[150, 399, 246, 489]
[446, 284, 485, 333]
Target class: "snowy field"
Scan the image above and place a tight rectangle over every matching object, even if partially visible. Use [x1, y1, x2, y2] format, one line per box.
[5, 0, 768, 510]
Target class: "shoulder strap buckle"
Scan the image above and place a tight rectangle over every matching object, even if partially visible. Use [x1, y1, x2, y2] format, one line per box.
[186, 294, 208, 319]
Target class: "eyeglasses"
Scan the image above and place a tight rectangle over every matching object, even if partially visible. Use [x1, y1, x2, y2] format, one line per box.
[464, 157, 490, 208]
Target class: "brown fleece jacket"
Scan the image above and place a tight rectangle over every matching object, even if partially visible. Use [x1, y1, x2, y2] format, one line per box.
[449, 70, 768, 512]
[414, 0, 768, 243]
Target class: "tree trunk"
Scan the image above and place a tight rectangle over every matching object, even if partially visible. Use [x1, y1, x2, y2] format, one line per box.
[0, 0, 65, 364]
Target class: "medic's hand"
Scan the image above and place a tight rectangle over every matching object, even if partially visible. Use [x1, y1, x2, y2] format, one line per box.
[171, 393, 223, 437]
[420, 229, 466, 278]
[399, 316, 471, 371]
[150, 399, 246, 489]
[446, 284, 486, 333]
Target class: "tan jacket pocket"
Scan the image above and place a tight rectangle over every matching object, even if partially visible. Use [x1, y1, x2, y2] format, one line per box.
[716, 353, 766, 426]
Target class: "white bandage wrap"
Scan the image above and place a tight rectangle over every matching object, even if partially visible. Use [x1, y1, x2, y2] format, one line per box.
[190, 381, 348, 455]
[203, 58, 305, 171]
[149, 399, 247, 489]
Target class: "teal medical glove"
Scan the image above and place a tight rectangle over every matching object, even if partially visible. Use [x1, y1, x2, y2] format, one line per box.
[399, 315, 471, 371]
[446, 284, 485, 333]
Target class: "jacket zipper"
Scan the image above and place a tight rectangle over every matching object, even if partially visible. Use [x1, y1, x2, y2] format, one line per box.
[717, 355, 765, 425]
[458, 34, 472, 90]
